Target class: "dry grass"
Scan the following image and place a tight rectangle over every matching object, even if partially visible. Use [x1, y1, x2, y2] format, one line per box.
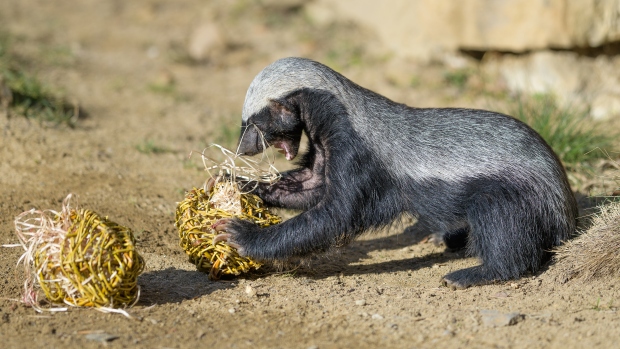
[567, 150, 620, 196]
[555, 201, 620, 281]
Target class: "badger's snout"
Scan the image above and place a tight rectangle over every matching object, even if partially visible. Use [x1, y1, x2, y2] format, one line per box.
[237, 124, 263, 156]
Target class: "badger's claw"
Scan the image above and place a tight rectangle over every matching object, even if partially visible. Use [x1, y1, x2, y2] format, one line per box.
[212, 219, 243, 250]
[212, 233, 232, 244]
[212, 233, 242, 250]
[442, 277, 464, 291]
[442, 266, 496, 290]
[212, 218, 231, 232]
[210, 218, 265, 257]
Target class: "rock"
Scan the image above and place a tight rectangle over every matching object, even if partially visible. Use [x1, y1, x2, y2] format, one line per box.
[483, 51, 620, 119]
[591, 93, 620, 120]
[479, 310, 524, 327]
[355, 299, 366, 306]
[187, 22, 225, 62]
[306, 1, 620, 119]
[371, 313, 384, 320]
[442, 329, 455, 337]
[492, 291, 509, 298]
[483, 51, 584, 103]
[309, 0, 620, 61]
[245, 285, 257, 298]
[85, 333, 119, 343]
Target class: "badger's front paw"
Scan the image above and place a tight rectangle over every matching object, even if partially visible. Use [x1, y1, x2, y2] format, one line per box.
[212, 218, 261, 257]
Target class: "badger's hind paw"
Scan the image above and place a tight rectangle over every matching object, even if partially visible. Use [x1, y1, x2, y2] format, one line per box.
[442, 277, 472, 290]
[442, 266, 498, 290]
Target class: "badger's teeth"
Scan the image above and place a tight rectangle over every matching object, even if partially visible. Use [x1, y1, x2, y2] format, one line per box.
[273, 141, 294, 161]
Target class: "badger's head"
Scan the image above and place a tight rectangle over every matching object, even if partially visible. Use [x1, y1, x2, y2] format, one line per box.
[237, 57, 340, 160]
[238, 95, 303, 161]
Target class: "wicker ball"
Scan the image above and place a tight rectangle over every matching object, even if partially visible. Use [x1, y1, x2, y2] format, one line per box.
[176, 183, 282, 279]
[15, 196, 144, 310]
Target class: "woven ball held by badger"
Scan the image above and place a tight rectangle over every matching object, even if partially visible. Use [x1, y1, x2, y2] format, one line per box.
[176, 181, 282, 280]
[14, 194, 145, 312]
[176, 142, 282, 279]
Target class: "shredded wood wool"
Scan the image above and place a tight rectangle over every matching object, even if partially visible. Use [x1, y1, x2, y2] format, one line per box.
[14, 194, 144, 315]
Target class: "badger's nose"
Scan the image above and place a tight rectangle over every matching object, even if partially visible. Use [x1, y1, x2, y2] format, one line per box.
[236, 124, 263, 156]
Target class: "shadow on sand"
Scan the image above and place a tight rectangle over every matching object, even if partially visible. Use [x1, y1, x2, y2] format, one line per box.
[256, 190, 607, 281]
[137, 267, 234, 305]
[254, 220, 469, 280]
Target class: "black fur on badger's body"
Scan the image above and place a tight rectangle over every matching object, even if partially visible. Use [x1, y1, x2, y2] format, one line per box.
[215, 57, 578, 288]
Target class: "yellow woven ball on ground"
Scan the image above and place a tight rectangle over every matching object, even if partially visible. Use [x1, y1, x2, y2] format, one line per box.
[14, 195, 145, 312]
[176, 182, 282, 280]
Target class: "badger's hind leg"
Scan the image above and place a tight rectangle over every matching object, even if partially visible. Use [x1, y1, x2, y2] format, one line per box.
[442, 190, 552, 289]
[443, 227, 469, 251]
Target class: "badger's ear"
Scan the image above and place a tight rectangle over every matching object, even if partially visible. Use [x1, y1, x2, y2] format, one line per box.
[270, 100, 295, 121]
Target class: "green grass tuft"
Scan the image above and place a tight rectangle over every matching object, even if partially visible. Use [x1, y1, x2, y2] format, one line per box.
[147, 82, 176, 95]
[443, 69, 470, 89]
[136, 139, 172, 155]
[507, 95, 616, 168]
[0, 30, 78, 126]
[2, 68, 78, 125]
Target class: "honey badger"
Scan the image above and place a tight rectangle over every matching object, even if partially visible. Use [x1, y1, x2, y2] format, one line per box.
[213, 57, 578, 289]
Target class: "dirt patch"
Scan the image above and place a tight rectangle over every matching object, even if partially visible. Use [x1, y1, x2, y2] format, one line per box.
[1, 1, 619, 348]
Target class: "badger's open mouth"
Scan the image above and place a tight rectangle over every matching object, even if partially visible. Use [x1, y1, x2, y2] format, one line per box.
[272, 140, 297, 161]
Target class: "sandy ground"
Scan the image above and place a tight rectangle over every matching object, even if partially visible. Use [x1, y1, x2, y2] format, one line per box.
[1, 1, 619, 348]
